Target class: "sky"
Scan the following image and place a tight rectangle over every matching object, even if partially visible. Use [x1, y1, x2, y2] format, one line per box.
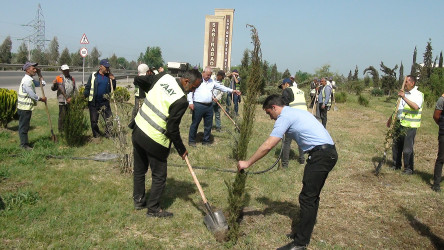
[0, 0, 443, 76]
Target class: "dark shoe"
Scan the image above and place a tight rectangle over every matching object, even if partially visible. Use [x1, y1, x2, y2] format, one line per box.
[390, 165, 401, 171]
[402, 169, 413, 175]
[216, 128, 221, 132]
[202, 141, 212, 146]
[276, 241, 306, 250]
[189, 142, 196, 147]
[146, 209, 173, 218]
[286, 233, 295, 239]
[21, 144, 33, 150]
[298, 159, 305, 164]
[432, 185, 441, 192]
[134, 203, 147, 210]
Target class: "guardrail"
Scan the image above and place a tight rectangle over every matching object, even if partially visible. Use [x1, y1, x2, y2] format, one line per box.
[0, 63, 137, 74]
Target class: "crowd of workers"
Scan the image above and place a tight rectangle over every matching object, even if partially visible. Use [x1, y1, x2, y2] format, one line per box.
[16, 60, 440, 249]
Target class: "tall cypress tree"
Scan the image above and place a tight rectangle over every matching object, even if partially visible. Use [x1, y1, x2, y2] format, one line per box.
[0, 36, 12, 63]
[353, 65, 359, 81]
[398, 62, 404, 88]
[439, 51, 443, 69]
[411, 46, 417, 75]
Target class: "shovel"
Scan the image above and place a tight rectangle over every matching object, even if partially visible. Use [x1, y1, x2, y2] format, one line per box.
[39, 77, 57, 142]
[184, 156, 228, 232]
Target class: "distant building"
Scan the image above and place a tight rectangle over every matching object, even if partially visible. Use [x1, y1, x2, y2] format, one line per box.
[203, 9, 235, 72]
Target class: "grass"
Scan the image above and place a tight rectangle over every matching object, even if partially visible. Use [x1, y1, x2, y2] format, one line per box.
[0, 86, 443, 249]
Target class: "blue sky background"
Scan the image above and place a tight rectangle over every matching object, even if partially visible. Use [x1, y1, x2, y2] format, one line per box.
[1, 0, 443, 76]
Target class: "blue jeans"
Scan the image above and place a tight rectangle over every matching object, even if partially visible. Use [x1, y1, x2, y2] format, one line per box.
[188, 102, 213, 143]
[226, 94, 239, 115]
[213, 102, 221, 129]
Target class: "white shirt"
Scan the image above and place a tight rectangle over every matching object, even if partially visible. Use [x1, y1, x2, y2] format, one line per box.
[187, 77, 233, 104]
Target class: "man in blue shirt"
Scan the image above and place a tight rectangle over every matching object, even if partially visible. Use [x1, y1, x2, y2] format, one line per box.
[238, 94, 338, 249]
[83, 59, 116, 138]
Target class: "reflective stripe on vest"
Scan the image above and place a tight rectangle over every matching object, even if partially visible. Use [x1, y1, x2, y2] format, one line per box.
[134, 74, 184, 148]
[321, 85, 332, 107]
[288, 86, 307, 111]
[17, 78, 36, 110]
[88, 72, 96, 102]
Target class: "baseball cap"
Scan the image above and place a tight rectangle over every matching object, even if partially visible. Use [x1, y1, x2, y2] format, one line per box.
[61, 64, 69, 70]
[232, 69, 238, 73]
[100, 59, 110, 67]
[23, 62, 38, 71]
[137, 64, 149, 76]
[279, 78, 292, 88]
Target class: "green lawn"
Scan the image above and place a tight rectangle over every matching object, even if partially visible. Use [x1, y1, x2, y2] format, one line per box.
[1, 91, 443, 249]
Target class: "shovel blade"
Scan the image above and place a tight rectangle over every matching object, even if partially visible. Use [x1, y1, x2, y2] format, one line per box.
[203, 210, 228, 232]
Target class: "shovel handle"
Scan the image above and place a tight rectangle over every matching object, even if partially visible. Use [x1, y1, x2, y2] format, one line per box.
[39, 77, 56, 141]
[212, 95, 240, 131]
[185, 155, 208, 203]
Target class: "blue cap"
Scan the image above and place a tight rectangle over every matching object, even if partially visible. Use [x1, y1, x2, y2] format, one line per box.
[232, 69, 238, 73]
[100, 59, 110, 67]
[279, 78, 292, 88]
[23, 62, 38, 71]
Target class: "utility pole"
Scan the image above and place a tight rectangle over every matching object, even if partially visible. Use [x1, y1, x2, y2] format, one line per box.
[18, 3, 49, 60]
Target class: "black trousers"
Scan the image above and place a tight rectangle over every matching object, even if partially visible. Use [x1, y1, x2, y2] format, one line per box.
[433, 134, 444, 187]
[88, 101, 113, 137]
[18, 109, 32, 146]
[293, 145, 338, 246]
[132, 127, 168, 213]
[318, 104, 328, 128]
[392, 123, 417, 171]
[58, 104, 68, 134]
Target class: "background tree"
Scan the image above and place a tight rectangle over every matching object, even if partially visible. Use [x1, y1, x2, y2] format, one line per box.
[140, 46, 164, 68]
[31, 48, 48, 65]
[89, 47, 100, 67]
[109, 53, 118, 68]
[294, 70, 310, 85]
[398, 62, 404, 86]
[59, 47, 71, 65]
[0, 36, 12, 63]
[315, 64, 332, 78]
[363, 66, 380, 88]
[380, 62, 398, 95]
[128, 60, 137, 70]
[364, 75, 371, 87]
[421, 38, 433, 81]
[282, 69, 291, 79]
[261, 60, 270, 87]
[410, 46, 418, 75]
[15, 42, 28, 64]
[117, 57, 129, 69]
[439, 51, 443, 69]
[353, 65, 359, 81]
[347, 70, 353, 81]
[239, 49, 250, 94]
[47, 37, 59, 65]
[70, 52, 83, 67]
[270, 63, 278, 83]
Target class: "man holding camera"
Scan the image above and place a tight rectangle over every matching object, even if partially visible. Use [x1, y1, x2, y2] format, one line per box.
[226, 69, 241, 116]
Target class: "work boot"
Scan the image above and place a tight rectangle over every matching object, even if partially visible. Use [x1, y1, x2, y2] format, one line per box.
[402, 169, 413, 175]
[431, 185, 441, 192]
[134, 202, 147, 210]
[276, 241, 306, 250]
[146, 209, 173, 218]
[390, 165, 401, 171]
[21, 144, 33, 151]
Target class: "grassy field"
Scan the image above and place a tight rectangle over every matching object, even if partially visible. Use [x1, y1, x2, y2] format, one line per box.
[1, 88, 443, 249]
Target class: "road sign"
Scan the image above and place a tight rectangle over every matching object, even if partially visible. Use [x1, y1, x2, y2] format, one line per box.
[80, 33, 89, 44]
[80, 47, 88, 58]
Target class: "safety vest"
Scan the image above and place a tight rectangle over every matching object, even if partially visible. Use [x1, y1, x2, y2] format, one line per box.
[17, 76, 37, 111]
[135, 74, 185, 148]
[321, 85, 332, 107]
[397, 92, 424, 128]
[288, 86, 307, 111]
[88, 72, 97, 102]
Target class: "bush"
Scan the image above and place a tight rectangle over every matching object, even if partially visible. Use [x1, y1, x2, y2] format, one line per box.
[113, 87, 130, 103]
[63, 93, 89, 146]
[358, 94, 369, 107]
[371, 88, 384, 96]
[77, 86, 88, 109]
[0, 88, 18, 128]
[335, 92, 347, 103]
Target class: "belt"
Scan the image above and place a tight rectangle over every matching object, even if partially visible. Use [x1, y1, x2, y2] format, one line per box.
[306, 144, 335, 154]
[194, 101, 212, 106]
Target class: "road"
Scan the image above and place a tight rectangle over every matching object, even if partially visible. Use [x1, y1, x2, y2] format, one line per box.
[0, 71, 135, 99]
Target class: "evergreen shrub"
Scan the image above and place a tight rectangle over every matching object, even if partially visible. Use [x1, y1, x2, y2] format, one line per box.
[358, 94, 369, 107]
[63, 93, 89, 146]
[335, 92, 347, 103]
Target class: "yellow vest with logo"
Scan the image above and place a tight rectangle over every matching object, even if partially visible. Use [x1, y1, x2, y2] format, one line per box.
[321, 85, 332, 107]
[135, 74, 184, 148]
[288, 86, 307, 111]
[17, 77, 37, 111]
[398, 93, 424, 128]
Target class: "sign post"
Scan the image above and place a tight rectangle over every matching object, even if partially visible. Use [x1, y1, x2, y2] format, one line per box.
[80, 47, 88, 85]
[80, 34, 89, 85]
